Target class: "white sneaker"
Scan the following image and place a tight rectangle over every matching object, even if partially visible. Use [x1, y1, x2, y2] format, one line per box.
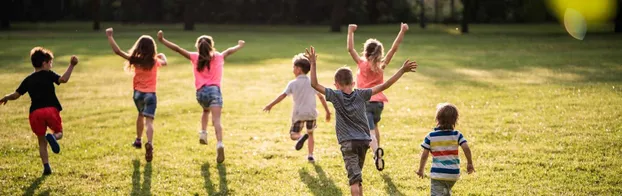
[199, 131, 207, 145]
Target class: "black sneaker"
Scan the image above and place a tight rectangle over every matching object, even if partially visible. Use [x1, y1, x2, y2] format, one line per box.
[375, 148, 385, 171]
[295, 134, 309, 151]
[45, 134, 60, 154]
[132, 139, 142, 149]
[43, 167, 52, 175]
[145, 143, 153, 162]
[307, 156, 315, 163]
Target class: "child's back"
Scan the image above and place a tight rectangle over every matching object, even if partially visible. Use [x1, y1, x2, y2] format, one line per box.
[285, 75, 318, 121]
[324, 88, 372, 143]
[18, 70, 63, 113]
[189, 51, 224, 89]
[421, 128, 467, 181]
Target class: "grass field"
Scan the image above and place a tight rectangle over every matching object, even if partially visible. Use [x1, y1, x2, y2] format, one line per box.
[0, 23, 621, 195]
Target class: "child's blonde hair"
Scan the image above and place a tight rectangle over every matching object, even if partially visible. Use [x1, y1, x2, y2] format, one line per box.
[436, 103, 459, 130]
[363, 38, 384, 73]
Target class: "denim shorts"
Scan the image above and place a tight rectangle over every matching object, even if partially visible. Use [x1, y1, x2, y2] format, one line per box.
[133, 90, 157, 118]
[196, 85, 223, 108]
[365, 102, 384, 130]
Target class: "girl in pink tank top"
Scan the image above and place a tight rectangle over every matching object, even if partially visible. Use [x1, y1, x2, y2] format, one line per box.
[158, 31, 245, 164]
[346, 23, 409, 171]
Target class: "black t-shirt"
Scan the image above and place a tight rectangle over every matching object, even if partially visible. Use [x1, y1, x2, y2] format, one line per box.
[16, 70, 63, 113]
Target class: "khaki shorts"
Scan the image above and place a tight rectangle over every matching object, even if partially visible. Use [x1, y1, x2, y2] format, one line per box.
[431, 179, 457, 196]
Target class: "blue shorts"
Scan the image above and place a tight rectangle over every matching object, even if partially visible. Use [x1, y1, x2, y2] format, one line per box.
[365, 102, 384, 130]
[133, 90, 157, 118]
[196, 85, 223, 108]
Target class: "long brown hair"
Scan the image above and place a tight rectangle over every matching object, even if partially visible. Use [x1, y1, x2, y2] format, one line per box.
[195, 35, 215, 72]
[363, 39, 384, 73]
[126, 35, 157, 71]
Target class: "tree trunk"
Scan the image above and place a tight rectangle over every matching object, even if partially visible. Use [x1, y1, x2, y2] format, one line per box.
[330, 0, 347, 32]
[92, 0, 101, 30]
[368, 0, 379, 24]
[450, 0, 456, 22]
[616, 0, 622, 33]
[184, 0, 195, 31]
[461, 0, 469, 33]
[420, 0, 426, 28]
[434, 0, 440, 23]
[0, 0, 10, 30]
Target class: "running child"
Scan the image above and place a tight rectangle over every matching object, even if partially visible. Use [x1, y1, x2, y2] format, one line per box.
[307, 46, 418, 196]
[417, 103, 475, 196]
[347, 23, 409, 171]
[263, 53, 331, 162]
[106, 28, 168, 162]
[157, 30, 244, 163]
[0, 47, 78, 175]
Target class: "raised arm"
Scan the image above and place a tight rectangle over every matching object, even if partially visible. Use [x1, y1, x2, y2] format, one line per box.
[222, 40, 245, 59]
[416, 149, 430, 178]
[306, 46, 326, 94]
[317, 93, 331, 122]
[0, 92, 21, 105]
[383, 23, 409, 68]
[156, 53, 168, 66]
[105, 28, 130, 60]
[371, 59, 418, 95]
[347, 24, 362, 64]
[157, 30, 191, 60]
[461, 142, 475, 174]
[59, 56, 78, 83]
[263, 93, 287, 112]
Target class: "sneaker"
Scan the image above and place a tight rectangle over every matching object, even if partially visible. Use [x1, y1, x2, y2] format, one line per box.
[199, 131, 208, 145]
[307, 156, 315, 163]
[295, 134, 309, 151]
[216, 146, 225, 163]
[42, 167, 52, 175]
[132, 139, 142, 149]
[45, 133, 60, 154]
[145, 143, 153, 162]
[375, 148, 385, 171]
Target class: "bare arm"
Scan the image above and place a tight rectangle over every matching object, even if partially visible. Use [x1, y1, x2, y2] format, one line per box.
[306, 46, 326, 94]
[383, 23, 409, 68]
[0, 92, 21, 105]
[157, 30, 192, 60]
[222, 40, 245, 59]
[59, 56, 78, 83]
[416, 149, 430, 178]
[461, 142, 475, 174]
[156, 53, 168, 66]
[317, 93, 331, 122]
[347, 24, 362, 64]
[105, 28, 130, 60]
[371, 59, 418, 95]
[263, 93, 287, 112]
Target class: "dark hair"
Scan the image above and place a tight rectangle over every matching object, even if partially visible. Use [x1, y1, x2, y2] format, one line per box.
[292, 53, 311, 74]
[436, 103, 459, 130]
[30, 47, 54, 68]
[126, 35, 157, 71]
[334, 67, 353, 86]
[196, 35, 215, 72]
[363, 39, 384, 73]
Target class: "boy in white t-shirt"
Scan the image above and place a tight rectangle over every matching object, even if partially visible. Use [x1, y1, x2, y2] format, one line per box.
[264, 53, 331, 162]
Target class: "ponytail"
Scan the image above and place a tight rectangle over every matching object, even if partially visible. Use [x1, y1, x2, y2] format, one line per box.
[368, 45, 384, 73]
[197, 40, 213, 72]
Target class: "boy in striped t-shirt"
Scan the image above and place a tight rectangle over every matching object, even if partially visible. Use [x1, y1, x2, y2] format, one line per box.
[417, 103, 474, 196]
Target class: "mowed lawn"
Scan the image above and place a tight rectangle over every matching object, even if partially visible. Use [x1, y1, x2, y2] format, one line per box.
[0, 23, 621, 195]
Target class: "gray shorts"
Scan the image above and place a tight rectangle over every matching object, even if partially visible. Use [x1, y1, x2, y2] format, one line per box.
[196, 85, 223, 108]
[365, 102, 384, 130]
[340, 140, 370, 185]
[133, 90, 157, 118]
[431, 179, 456, 196]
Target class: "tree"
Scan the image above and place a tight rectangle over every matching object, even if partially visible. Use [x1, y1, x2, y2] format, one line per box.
[461, 0, 470, 33]
[368, 0, 380, 24]
[419, 0, 426, 28]
[435, 0, 440, 22]
[92, 0, 101, 30]
[330, 0, 347, 32]
[450, 0, 456, 22]
[616, 0, 622, 33]
[0, 0, 10, 30]
[184, 0, 195, 31]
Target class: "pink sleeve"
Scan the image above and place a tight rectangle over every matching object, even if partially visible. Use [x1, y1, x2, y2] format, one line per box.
[189, 52, 199, 63]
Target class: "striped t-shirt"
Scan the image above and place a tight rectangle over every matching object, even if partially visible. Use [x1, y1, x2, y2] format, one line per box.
[324, 88, 373, 144]
[421, 128, 467, 181]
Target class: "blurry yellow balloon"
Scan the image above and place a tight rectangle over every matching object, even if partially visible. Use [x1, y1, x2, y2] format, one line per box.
[547, 0, 617, 24]
[564, 8, 587, 40]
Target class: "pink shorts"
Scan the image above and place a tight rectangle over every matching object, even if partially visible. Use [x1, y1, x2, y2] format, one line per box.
[28, 107, 63, 136]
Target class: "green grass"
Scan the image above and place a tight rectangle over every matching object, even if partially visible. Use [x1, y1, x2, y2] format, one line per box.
[0, 22, 621, 195]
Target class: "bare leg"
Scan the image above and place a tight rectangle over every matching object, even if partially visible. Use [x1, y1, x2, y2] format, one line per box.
[136, 114, 145, 139]
[201, 110, 209, 131]
[145, 117, 154, 144]
[54, 132, 63, 140]
[37, 136, 49, 164]
[374, 127, 380, 147]
[370, 130, 379, 154]
[290, 132, 302, 140]
[307, 130, 314, 157]
[210, 107, 223, 143]
[350, 183, 362, 196]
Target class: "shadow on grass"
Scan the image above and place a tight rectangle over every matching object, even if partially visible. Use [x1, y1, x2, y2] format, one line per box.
[299, 164, 342, 196]
[201, 162, 229, 195]
[22, 175, 47, 196]
[131, 159, 152, 196]
[382, 173, 405, 196]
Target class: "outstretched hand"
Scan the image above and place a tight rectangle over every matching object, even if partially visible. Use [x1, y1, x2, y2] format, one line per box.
[105, 28, 113, 37]
[0, 97, 7, 105]
[238, 40, 245, 47]
[325, 112, 331, 122]
[304, 46, 317, 65]
[262, 105, 272, 113]
[348, 24, 358, 32]
[467, 163, 475, 174]
[401, 59, 418, 72]
[401, 22, 409, 31]
[70, 55, 78, 66]
[416, 170, 425, 179]
[157, 30, 164, 41]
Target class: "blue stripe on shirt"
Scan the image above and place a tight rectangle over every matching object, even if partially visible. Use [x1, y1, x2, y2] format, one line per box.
[429, 131, 458, 137]
[433, 159, 460, 165]
[431, 168, 460, 174]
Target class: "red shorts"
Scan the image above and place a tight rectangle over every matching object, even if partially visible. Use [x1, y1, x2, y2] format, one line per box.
[28, 107, 63, 136]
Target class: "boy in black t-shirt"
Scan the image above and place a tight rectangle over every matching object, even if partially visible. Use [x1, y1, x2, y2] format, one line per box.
[0, 47, 78, 175]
